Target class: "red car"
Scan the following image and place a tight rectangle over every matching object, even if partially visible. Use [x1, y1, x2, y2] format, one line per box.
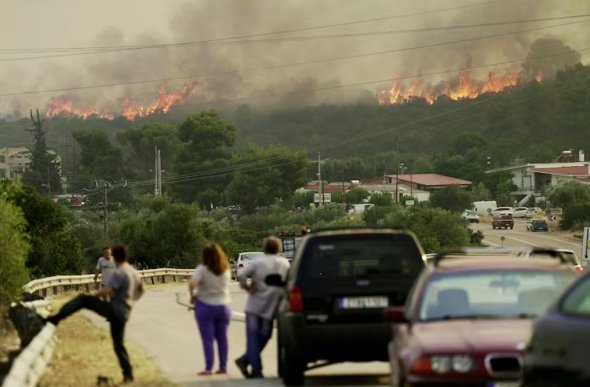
[385, 248, 577, 387]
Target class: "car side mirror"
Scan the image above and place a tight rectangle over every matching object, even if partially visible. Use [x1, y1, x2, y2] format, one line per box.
[384, 307, 407, 323]
[264, 274, 285, 287]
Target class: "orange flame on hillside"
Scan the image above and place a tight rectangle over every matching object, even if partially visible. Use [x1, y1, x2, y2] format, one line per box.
[378, 70, 520, 105]
[45, 81, 197, 121]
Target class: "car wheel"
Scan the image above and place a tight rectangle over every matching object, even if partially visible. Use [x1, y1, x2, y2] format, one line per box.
[510, 226, 514, 229]
[281, 339, 305, 386]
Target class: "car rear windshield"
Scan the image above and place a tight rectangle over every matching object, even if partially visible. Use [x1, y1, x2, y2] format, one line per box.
[418, 269, 576, 321]
[299, 234, 424, 281]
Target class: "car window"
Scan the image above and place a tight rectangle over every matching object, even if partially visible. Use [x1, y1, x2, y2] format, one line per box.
[419, 270, 576, 320]
[240, 253, 265, 261]
[561, 277, 590, 316]
[301, 234, 423, 281]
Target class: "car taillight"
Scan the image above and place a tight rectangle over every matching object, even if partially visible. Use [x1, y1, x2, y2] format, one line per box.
[575, 266, 583, 274]
[289, 284, 304, 312]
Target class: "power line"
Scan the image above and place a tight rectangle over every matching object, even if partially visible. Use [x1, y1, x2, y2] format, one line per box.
[0, 0, 513, 53]
[5, 12, 589, 55]
[0, 19, 587, 99]
[2, 11, 588, 62]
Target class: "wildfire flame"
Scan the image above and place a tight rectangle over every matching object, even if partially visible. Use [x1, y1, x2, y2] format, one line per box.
[45, 81, 198, 121]
[378, 70, 520, 105]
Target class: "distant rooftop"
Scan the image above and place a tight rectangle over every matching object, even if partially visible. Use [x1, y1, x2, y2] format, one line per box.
[385, 173, 472, 187]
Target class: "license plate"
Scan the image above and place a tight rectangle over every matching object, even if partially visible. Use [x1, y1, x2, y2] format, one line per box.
[488, 382, 519, 387]
[339, 296, 388, 309]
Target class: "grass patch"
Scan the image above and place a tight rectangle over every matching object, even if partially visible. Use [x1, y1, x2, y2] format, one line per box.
[39, 295, 177, 387]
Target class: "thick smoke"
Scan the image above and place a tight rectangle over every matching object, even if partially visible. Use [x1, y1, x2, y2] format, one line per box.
[0, 0, 588, 117]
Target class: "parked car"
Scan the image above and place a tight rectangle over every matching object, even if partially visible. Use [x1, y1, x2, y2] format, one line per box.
[386, 248, 577, 387]
[492, 214, 514, 229]
[526, 219, 548, 232]
[513, 206, 529, 218]
[232, 251, 265, 279]
[492, 206, 514, 216]
[461, 209, 480, 223]
[522, 269, 590, 386]
[275, 228, 425, 386]
[525, 207, 543, 218]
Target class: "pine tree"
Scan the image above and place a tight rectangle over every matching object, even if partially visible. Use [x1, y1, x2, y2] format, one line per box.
[22, 109, 62, 195]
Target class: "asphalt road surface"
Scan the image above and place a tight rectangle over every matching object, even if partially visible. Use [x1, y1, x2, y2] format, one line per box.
[84, 221, 585, 386]
[472, 218, 585, 263]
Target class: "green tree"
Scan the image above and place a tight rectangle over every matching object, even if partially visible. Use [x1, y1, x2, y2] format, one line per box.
[365, 206, 470, 252]
[117, 123, 181, 182]
[430, 186, 473, 213]
[225, 144, 307, 213]
[22, 109, 62, 195]
[119, 199, 227, 268]
[70, 128, 126, 189]
[369, 192, 393, 206]
[173, 111, 237, 202]
[548, 180, 590, 208]
[0, 198, 30, 312]
[344, 188, 370, 204]
[0, 180, 83, 277]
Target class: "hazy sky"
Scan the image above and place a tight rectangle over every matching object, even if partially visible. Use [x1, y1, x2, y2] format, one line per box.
[0, 0, 588, 116]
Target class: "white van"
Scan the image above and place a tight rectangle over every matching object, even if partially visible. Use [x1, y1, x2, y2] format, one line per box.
[472, 200, 498, 216]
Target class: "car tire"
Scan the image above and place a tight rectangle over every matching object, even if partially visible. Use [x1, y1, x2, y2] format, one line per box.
[510, 226, 514, 229]
[281, 338, 305, 386]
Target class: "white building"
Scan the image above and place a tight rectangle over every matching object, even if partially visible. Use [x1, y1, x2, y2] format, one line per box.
[487, 150, 590, 205]
[0, 147, 31, 180]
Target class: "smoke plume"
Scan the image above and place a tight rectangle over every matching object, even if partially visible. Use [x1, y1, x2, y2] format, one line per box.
[0, 0, 588, 118]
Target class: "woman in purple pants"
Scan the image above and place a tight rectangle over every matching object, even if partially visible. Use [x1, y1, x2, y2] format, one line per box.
[189, 243, 231, 376]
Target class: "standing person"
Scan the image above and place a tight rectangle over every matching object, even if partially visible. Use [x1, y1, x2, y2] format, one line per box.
[188, 243, 231, 376]
[45, 244, 144, 384]
[235, 236, 290, 379]
[95, 246, 116, 288]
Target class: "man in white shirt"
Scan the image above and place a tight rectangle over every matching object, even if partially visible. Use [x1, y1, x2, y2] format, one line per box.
[95, 246, 116, 288]
[236, 236, 290, 379]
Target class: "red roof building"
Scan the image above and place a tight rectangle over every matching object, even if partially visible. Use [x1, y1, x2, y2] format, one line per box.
[384, 173, 472, 191]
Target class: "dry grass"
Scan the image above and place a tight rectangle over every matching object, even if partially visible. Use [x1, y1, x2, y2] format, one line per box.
[39, 292, 178, 387]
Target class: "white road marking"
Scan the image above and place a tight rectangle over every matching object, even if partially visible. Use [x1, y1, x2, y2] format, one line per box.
[482, 240, 501, 247]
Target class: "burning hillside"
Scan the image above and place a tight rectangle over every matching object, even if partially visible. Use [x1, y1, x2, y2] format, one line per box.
[378, 70, 542, 105]
[45, 81, 197, 121]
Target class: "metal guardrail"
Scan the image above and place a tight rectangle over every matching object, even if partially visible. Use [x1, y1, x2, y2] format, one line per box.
[2, 324, 56, 387]
[3, 268, 193, 387]
[23, 268, 194, 296]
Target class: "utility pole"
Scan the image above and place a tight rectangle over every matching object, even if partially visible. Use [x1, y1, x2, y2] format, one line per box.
[394, 133, 400, 204]
[318, 152, 324, 206]
[96, 180, 112, 242]
[154, 146, 159, 196]
[158, 148, 162, 196]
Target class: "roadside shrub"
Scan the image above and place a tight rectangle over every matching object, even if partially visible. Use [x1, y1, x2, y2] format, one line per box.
[0, 199, 30, 313]
[561, 202, 590, 230]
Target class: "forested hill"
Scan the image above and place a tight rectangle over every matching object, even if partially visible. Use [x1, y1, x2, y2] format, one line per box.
[1, 64, 589, 166]
[231, 64, 590, 163]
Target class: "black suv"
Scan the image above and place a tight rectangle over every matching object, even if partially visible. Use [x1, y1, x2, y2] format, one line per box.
[276, 228, 425, 386]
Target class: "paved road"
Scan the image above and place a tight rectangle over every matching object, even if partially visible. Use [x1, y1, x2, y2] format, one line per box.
[88, 282, 388, 386]
[472, 218, 585, 260]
